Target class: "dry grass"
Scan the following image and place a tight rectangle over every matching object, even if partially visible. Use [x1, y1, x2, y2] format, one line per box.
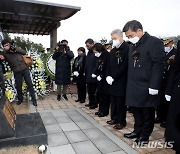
[0, 145, 38, 154]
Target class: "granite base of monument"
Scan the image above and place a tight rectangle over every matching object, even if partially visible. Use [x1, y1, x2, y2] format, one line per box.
[0, 96, 47, 148]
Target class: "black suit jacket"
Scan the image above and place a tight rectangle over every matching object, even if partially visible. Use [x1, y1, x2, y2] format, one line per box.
[85, 49, 98, 84]
[72, 55, 86, 83]
[107, 41, 129, 96]
[94, 50, 110, 94]
[161, 48, 176, 87]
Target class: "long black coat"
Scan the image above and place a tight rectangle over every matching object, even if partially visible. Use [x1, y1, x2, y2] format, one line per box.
[107, 41, 129, 96]
[85, 49, 98, 84]
[162, 48, 176, 86]
[126, 32, 165, 107]
[165, 41, 180, 152]
[52, 49, 74, 85]
[160, 48, 176, 95]
[95, 50, 110, 95]
[72, 54, 86, 83]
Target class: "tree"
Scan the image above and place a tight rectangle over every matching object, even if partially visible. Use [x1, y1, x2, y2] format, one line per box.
[2, 32, 45, 52]
[3, 33, 11, 41]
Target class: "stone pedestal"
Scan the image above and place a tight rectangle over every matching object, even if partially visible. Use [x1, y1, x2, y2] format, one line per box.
[0, 96, 47, 148]
[0, 96, 14, 139]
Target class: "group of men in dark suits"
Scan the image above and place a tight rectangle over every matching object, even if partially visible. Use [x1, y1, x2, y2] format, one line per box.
[75, 20, 178, 146]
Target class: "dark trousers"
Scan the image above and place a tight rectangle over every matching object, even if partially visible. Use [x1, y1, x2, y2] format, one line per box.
[132, 107, 155, 140]
[14, 69, 36, 102]
[156, 90, 169, 122]
[98, 93, 110, 115]
[156, 101, 169, 122]
[77, 82, 86, 101]
[111, 96, 127, 126]
[87, 83, 97, 106]
[0, 68, 5, 91]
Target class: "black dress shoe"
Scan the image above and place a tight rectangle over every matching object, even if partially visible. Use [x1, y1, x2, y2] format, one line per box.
[85, 104, 90, 107]
[98, 113, 108, 117]
[89, 105, 98, 109]
[75, 99, 80, 102]
[106, 120, 117, 125]
[32, 100, 37, 106]
[160, 121, 166, 128]
[154, 117, 162, 124]
[95, 111, 101, 115]
[80, 100, 85, 103]
[124, 132, 139, 139]
[134, 137, 149, 146]
[114, 123, 125, 130]
[57, 95, 61, 101]
[62, 94, 68, 100]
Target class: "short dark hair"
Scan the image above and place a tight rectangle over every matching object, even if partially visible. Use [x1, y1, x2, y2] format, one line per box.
[77, 47, 86, 53]
[1, 39, 11, 47]
[61, 39, 68, 44]
[85, 38, 94, 44]
[122, 20, 143, 32]
[93, 43, 106, 53]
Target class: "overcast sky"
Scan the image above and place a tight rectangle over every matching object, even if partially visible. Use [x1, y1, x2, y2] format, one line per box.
[11, 0, 180, 55]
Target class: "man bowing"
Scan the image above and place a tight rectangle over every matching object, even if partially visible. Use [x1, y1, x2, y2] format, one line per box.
[123, 20, 165, 145]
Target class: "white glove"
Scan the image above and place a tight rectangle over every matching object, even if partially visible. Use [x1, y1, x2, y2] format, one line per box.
[165, 95, 171, 101]
[73, 71, 79, 77]
[106, 76, 114, 85]
[149, 88, 159, 95]
[97, 76, 102, 81]
[92, 74, 97, 78]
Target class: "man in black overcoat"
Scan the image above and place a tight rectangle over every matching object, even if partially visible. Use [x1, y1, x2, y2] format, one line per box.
[92, 43, 110, 117]
[72, 47, 86, 103]
[155, 38, 176, 128]
[165, 40, 180, 154]
[84, 38, 98, 109]
[123, 20, 165, 145]
[106, 29, 129, 130]
[52, 40, 74, 101]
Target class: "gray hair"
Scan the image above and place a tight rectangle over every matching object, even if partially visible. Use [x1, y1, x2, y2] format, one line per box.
[111, 29, 123, 36]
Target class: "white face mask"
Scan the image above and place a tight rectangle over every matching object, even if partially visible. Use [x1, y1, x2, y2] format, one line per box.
[95, 52, 101, 57]
[129, 36, 139, 44]
[107, 49, 111, 52]
[112, 40, 120, 48]
[164, 46, 171, 53]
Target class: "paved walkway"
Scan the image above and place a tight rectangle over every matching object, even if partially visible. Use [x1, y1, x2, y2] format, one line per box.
[10, 91, 175, 154]
[40, 108, 137, 154]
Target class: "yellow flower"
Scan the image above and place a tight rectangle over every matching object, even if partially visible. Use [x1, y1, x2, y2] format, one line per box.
[39, 80, 46, 90]
[22, 81, 27, 90]
[36, 59, 43, 68]
[6, 90, 13, 99]
[4, 72, 13, 80]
